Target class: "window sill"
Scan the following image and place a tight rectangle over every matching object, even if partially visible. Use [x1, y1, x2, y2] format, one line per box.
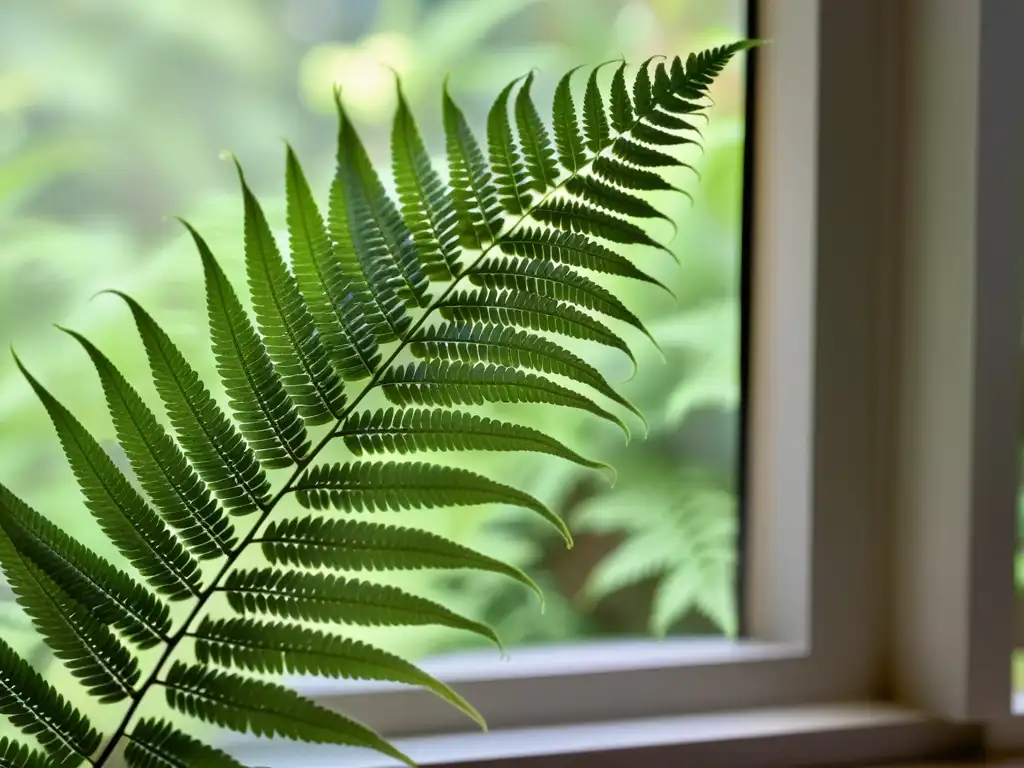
[223, 703, 978, 768]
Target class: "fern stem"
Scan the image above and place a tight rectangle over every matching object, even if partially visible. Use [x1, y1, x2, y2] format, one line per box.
[93, 86, 689, 764]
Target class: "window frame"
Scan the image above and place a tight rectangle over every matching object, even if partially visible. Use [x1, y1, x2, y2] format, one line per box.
[222, 0, 1024, 764]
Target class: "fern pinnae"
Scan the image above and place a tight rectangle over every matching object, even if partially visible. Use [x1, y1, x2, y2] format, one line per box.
[286, 144, 381, 382]
[13, 352, 202, 601]
[0, 636, 102, 765]
[61, 328, 237, 561]
[552, 64, 588, 174]
[125, 718, 244, 768]
[0, 481, 171, 649]
[189, 221, 311, 469]
[107, 292, 272, 515]
[488, 75, 533, 215]
[256, 516, 544, 603]
[0, 738, 55, 768]
[514, 71, 560, 192]
[191, 617, 486, 729]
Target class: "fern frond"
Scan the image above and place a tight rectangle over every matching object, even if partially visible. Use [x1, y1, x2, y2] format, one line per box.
[531, 198, 670, 253]
[257, 516, 541, 598]
[0, 482, 170, 649]
[488, 77, 533, 215]
[291, 460, 571, 542]
[14, 355, 202, 600]
[125, 719, 243, 768]
[161, 663, 413, 767]
[439, 289, 638, 370]
[409, 323, 643, 425]
[221, 569, 500, 646]
[190, 223, 311, 468]
[609, 62, 634, 133]
[193, 617, 484, 728]
[0, 738, 56, 768]
[591, 154, 684, 193]
[286, 144, 381, 381]
[552, 66, 587, 174]
[582, 62, 612, 154]
[565, 174, 671, 223]
[392, 81, 461, 280]
[0, 518, 140, 703]
[338, 407, 607, 472]
[110, 292, 271, 514]
[443, 82, 503, 248]
[514, 72, 560, 192]
[0, 636, 101, 765]
[379, 360, 628, 440]
[63, 329, 237, 561]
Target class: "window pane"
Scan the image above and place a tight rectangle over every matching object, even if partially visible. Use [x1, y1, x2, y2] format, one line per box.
[0, 0, 749, 739]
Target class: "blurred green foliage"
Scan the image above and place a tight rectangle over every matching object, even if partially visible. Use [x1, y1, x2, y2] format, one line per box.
[0, 0, 747, 684]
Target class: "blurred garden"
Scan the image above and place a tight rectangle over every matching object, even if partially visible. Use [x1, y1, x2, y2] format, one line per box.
[0, 0, 748, 688]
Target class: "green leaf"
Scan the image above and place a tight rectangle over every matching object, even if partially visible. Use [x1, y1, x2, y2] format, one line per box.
[392, 81, 461, 279]
[552, 66, 587, 173]
[222, 569, 501, 647]
[515, 72, 559, 192]
[611, 137, 685, 169]
[287, 143, 381, 381]
[498, 227, 666, 287]
[632, 56, 657, 114]
[609, 62, 634, 133]
[291, 460, 570, 544]
[565, 174, 672, 223]
[189, 222, 310, 468]
[410, 322, 644, 428]
[126, 719, 244, 768]
[488, 78, 533, 215]
[0, 515, 140, 703]
[0, 636, 101, 766]
[0, 481, 170, 649]
[379, 360, 627, 442]
[582, 63, 612, 154]
[334, 95, 421, 338]
[14, 354, 202, 600]
[0, 738, 56, 768]
[339, 406, 607, 471]
[63, 328, 237, 561]
[162, 662, 413, 767]
[592, 154, 684, 193]
[193, 617, 485, 729]
[530, 198, 671, 254]
[443, 81, 504, 248]
[109, 292, 271, 514]
[258, 516, 541, 599]
[439, 288, 638, 370]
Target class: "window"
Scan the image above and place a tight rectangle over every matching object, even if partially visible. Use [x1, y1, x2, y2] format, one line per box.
[3, 1, 1024, 766]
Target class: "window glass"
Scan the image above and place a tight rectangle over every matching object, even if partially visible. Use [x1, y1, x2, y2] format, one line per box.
[0, 0, 749, 729]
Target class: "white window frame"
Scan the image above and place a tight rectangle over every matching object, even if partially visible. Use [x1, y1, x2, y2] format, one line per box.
[225, 0, 1024, 765]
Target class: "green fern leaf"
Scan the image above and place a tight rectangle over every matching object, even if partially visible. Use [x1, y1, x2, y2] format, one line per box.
[530, 198, 670, 252]
[443, 82, 504, 247]
[611, 137, 686, 169]
[257, 516, 541, 598]
[552, 66, 587, 173]
[439, 288, 638, 369]
[0, 636, 101, 765]
[632, 57, 657, 114]
[0, 738, 56, 768]
[0, 518, 140, 702]
[392, 81, 461, 280]
[609, 62, 634, 133]
[111, 293, 271, 514]
[190, 223, 311, 468]
[582, 64, 611, 154]
[328, 96, 406, 347]
[591, 155, 683, 193]
[193, 617, 484, 728]
[291, 460, 570, 542]
[125, 719, 243, 768]
[379, 360, 627, 441]
[286, 144, 381, 381]
[339, 407, 606, 470]
[410, 323, 644, 426]
[15, 355, 202, 600]
[488, 78, 533, 215]
[514, 72, 559, 192]
[469, 256, 659, 340]
[565, 175, 670, 223]
[161, 662, 413, 767]
[0, 481, 170, 649]
[222, 569, 500, 646]
[498, 227, 665, 287]
[644, 106, 700, 133]
[63, 329, 237, 561]
[631, 120, 696, 148]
